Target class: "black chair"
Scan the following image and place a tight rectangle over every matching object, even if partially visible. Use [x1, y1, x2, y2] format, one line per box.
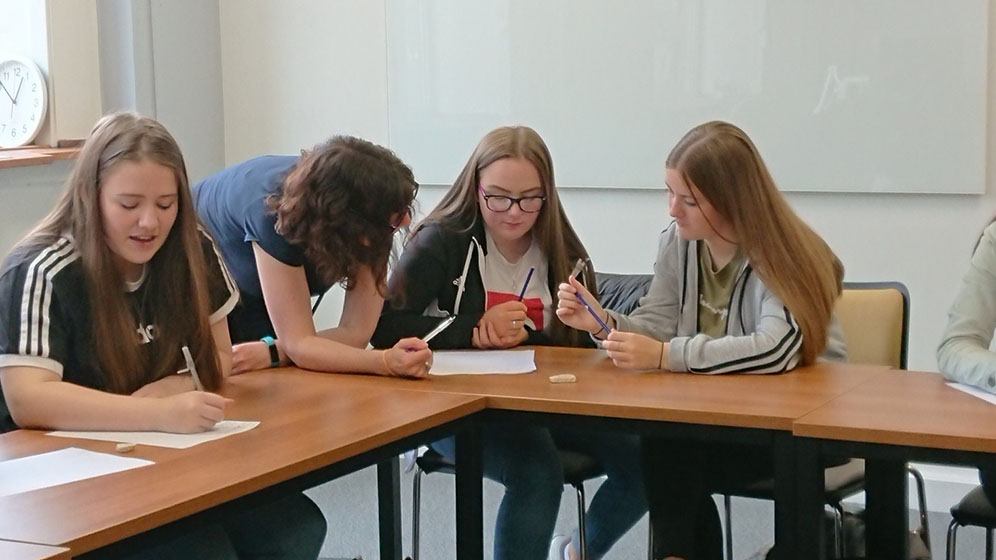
[407, 272, 653, 560]
[410, 448, 610, 560]
[947, 485, 996, 559]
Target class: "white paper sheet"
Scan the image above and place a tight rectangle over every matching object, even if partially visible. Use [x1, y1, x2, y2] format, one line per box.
[429, 350, 536, 376]
[947, 382, 996, 406]
[47, 420, 260, 449]
[0, 447, 153, 497]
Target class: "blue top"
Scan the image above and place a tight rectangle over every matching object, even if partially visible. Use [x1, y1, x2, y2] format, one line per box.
[193, 155, 333, 342]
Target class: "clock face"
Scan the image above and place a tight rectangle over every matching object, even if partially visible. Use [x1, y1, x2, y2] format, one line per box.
[0, 58, 48, 148]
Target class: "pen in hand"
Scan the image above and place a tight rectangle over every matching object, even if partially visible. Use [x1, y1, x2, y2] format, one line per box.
[422, 315, 457, 344]
[517, 267, 535, 301]
[567, 258, 610, 334]
[181, 345, 205, 391]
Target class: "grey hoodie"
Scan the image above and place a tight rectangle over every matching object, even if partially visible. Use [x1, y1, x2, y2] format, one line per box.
[609, 223, 847, 373]
[938, 222, 996, 392]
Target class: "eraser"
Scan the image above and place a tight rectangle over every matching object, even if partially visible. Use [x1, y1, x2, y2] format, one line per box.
[548, 374, 577, 384]
[116, 442, 137, 453]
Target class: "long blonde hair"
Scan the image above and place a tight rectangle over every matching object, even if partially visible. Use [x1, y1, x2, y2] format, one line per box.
[22, 112, 223, 393]
[667, 121, 843, 364]
[412, 125, 595, 347]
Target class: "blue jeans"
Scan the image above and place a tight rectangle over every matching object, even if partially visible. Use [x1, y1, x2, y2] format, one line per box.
[104, 493, 327, 560]
[553, 428, 646, 560]
[432, 426, 644, 560]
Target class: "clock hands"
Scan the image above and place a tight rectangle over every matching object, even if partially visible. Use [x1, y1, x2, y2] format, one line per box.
[6, 78, 24, 119]
[12, 77, 24, 103]
[0, 80, 13, 103]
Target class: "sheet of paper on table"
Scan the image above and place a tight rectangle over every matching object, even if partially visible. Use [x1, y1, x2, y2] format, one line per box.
[429, 350, 536, 375]
[0, 447, 153, 497]
[47, 420, 260, 449]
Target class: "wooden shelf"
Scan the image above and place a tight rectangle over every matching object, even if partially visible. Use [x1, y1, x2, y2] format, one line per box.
[0, 147, 79, 170]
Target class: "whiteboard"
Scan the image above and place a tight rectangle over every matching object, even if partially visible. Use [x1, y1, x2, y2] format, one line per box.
[386, 0, 989, 193]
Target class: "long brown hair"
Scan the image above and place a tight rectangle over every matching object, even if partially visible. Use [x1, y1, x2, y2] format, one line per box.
[22, 112, 223, 393]
[267, 136, 417, 294]
[667, 121, 844, 364]
[414, 125, 595, 347]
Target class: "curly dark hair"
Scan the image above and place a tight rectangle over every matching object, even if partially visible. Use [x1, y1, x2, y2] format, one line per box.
[267, 135, 417, 293]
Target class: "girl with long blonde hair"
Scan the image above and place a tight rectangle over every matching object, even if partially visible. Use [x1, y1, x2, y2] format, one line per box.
[0, 112, 325, 560]
[557, 121, 846, 559]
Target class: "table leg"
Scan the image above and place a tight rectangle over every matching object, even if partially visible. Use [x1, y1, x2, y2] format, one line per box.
[865, 458, 908, 560]
[377, 456, 403, 560]
[774, 433, 825, 560]
[455, 422, 483, 560]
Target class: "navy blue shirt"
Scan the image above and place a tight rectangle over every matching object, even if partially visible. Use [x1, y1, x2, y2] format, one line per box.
[193, 155, 333, 342]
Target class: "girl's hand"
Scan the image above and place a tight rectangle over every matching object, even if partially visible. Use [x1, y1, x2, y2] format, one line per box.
[132, 374, 196, 398]
[232, 341, 272, 374]
[556, 276, 607, 335]
[603, 331, 669, 370]
[155, 392, 233, 433]
[479, 301, 528, 340]
[472, 319, 528, 349]
[384, 338, 432, 378]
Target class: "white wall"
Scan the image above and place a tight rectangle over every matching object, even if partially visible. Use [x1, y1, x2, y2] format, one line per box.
[219, 0, 996, 373]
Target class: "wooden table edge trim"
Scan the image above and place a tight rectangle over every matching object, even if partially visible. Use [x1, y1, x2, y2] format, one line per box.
[56, 396, 488, 555]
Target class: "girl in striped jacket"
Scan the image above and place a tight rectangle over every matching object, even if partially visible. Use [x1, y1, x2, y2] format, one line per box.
[557, 121, 846, 560]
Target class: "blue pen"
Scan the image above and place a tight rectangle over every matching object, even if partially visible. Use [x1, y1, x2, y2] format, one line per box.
[575, 290, 612, 335]
[517, 267, 535, 301]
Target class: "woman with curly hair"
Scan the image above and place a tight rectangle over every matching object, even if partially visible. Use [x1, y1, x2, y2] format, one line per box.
[193, 136, 432, 377]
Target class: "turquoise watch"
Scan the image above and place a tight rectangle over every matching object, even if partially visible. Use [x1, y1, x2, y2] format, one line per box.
[260, 336, 280, 368]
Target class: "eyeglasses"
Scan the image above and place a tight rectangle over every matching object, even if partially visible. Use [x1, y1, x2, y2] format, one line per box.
[478, 186, 546, 213]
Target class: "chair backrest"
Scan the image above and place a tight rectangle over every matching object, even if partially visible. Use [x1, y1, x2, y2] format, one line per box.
[595, 272, 654, 315]
[836, 281, 910, 369]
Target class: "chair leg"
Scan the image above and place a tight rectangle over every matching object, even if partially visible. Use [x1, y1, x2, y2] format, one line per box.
[723, 494, 733, 560]
[831, 503, 845, 559]
[908, 466, 932, 551]
[574, 482, 588, 560]
[987, 528, 993, 560]
[647, 515, 654, 560]
[412, 467, 423, 560]
[946, 518, 959, 560]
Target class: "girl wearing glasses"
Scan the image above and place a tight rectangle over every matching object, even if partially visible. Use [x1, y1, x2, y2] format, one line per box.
[557, 121, 845, 560]
[193, 136, 433, 378]
[373, 126, 646, 560]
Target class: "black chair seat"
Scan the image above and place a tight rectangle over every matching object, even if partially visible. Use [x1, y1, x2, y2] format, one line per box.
[415, 447, 605, 485]
[951, 486, 996, 529]
[717, 458, 864, 503]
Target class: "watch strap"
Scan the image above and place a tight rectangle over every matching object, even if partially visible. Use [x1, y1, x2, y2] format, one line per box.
[260, 336, 280, 368]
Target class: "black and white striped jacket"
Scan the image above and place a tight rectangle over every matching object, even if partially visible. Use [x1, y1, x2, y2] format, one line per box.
[610, 223, 846, 374]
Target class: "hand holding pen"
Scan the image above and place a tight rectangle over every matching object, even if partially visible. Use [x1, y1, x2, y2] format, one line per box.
[555, 259, 612, 337]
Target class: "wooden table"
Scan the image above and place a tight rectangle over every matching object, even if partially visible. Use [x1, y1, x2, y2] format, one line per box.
[0, 371, 486, 558]
[332, 346, 890, 559]
[0, 540, 70, 560]
[795, 369, 996, 559]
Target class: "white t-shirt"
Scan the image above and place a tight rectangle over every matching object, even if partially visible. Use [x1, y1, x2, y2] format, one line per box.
[482, 231, 552, 332]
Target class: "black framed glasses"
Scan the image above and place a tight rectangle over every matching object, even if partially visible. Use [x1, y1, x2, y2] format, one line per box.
[478, 186, 546, 213]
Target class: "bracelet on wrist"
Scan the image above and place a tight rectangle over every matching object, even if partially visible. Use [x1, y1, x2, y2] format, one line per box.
[260, 336, 280, 368]
[382, 349, 398, 376]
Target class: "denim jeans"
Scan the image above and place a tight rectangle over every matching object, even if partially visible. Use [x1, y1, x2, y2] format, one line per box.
[433, 426, 645, 560]
[554, 428, 646, 560]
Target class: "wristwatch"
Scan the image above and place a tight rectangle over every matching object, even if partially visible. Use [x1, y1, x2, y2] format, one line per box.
[260, 336, 280, 368]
